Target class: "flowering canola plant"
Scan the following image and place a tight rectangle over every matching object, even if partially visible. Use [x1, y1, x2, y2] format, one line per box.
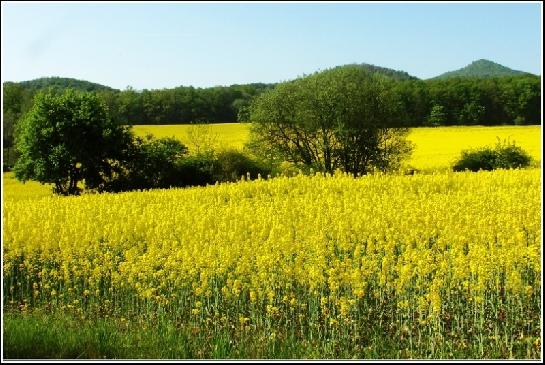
[2, 168, 541, 353]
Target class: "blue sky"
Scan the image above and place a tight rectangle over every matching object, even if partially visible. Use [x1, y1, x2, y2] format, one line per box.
[1, 2, 542, 90]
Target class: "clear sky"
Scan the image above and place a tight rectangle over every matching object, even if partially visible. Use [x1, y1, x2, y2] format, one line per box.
[1, 2, 542, 90]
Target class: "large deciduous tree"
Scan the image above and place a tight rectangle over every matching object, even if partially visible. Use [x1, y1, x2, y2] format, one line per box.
[13, 89, 133, 195]
[247, 66, 413, 175]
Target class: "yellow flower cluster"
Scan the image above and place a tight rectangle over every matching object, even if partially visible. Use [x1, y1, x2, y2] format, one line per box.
[3, 168, 541, 329]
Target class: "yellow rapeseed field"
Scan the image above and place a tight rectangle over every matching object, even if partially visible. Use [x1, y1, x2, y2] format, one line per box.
[134, 123, 250, 151]
[3, 125, 541, 200]
[408, 125, 542, 171]
[2, 173, 53, 201]
[3, 168, 541, 356]
[2, 125, 542, 357]
[132, 124, 541, 171]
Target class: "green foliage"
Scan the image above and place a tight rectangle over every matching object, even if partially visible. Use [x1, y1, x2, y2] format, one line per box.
[459, 101, 486, 125]
[110, 84, 275, 125]
[248, 65, 413, 175]
[427, 105, 446, 126]
[452, 147, 497, 172]
[453, 139, 532, 172]
[213, 149, 271, 182]
[129, 135, 188, 188]
[3, 82, 34, 170]
[425, 75, 540, 125]
[17, 77, 116, 92]
[102, 135, 189, 192]
[13, 89, 133, 195]
[177, 152, 217, 187]
[330, 62, 419, 81]
[103, 139, 269, 191]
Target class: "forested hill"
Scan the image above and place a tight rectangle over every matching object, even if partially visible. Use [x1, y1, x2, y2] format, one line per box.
[3, 61, 540, 128]
[339, 63, 418, 81]
[12, 77, 117, 92]
[431, 59, 534, 79]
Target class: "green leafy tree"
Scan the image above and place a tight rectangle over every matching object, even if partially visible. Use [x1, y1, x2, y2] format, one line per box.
[459, 101, 485, 124]
[13, 89, 133, 195]
[427, 104, 447, 126]
[3, 82, 35, 170]
[248, 66, 413, 175]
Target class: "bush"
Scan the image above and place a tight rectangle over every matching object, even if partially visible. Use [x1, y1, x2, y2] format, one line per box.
[101, 135, 189, 192]
[453, 139, 532, 172]
[177, 152, 216, 187]
[213, 149, 271, 182]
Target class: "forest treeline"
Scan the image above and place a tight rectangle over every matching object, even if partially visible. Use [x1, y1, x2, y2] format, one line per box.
[4, 73, 540, 129]
[2, 68, 541, 165]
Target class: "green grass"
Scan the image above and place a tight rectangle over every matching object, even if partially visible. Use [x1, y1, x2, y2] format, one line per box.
[4, 308, 539, 359]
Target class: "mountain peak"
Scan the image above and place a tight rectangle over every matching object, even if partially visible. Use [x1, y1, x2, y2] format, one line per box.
[431, 59, 533, 79]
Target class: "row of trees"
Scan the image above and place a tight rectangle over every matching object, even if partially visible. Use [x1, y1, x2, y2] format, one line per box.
[384, 75, 541, 127]
[6, 66, 542, 194]
[3, 82, 274, 169]
[3, 72, 540, 170]
[3, 81, 274, 125]
[3, 72, 540, 130]
[424, 76, 540, 126]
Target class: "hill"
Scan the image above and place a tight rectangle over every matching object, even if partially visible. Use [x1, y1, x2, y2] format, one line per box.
[14, 77, 117, 92]
[331, 63, 418, 81]
[431, 59, 533, 79]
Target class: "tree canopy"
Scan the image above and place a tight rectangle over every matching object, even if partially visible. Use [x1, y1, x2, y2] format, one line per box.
[13, 89, 133, 195]
[248, 66, 413, 175]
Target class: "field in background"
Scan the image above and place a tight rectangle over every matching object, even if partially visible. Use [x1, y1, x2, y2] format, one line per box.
[3, 125, 541, 201]
[133, 124, 541, 171]
[2, 172, 52, 201]
[134, 123, 250, 150]
[407, 125, 541, 171]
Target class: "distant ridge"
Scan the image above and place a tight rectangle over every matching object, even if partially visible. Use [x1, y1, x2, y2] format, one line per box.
[5, 59, 537, 92]
[431, 59, 534, 79]
[11, 77, 117, 92]
[331, 63, 419, 81]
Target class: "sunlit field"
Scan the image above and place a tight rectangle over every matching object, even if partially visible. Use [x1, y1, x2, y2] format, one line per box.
[3, 125, 541, 200]
[408, 126, 541, 171]
[2, 169, 541, 359]
[2, 125, 542, 359]
[2, 173, 53, 201]
[133, 124, 541, 171]
[134, 123, 250, 150]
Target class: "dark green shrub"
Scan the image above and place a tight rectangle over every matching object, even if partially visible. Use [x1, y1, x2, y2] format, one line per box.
[103, 143, 272, 191]
[453, 139, 532, 172]
[177, 152, 216, 187]
[453, 147, 497, 172]
[176, 150, 271, 187]
[213, 149, 271, 182]
[101, 135, 189, 192]
[494, 141, 532, 169]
